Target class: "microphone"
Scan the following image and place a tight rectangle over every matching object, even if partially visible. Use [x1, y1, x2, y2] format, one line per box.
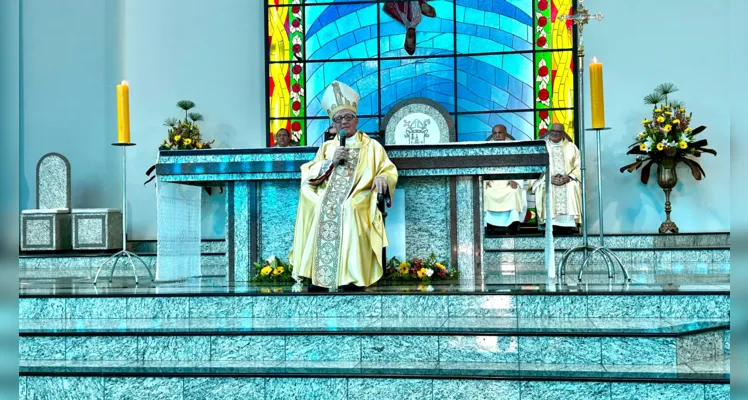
[338, 129, 347, 165]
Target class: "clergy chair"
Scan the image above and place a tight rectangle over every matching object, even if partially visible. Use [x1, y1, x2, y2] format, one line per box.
[20, 152, 124, 252]
[20, 153, 73, 251]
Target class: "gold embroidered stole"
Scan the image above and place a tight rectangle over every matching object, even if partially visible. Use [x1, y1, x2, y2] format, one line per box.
[313, 148, 361, 287]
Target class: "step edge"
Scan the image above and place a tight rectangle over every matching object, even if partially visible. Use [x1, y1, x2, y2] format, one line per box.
[17, 323, 730, 338]
[18, 289, 732, 299]
[17, 368, 730, 385]
[484, 246, 731, 252]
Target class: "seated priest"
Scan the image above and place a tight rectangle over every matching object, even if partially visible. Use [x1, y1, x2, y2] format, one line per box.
[484, 124, 526, 235]
[485, 123, 515, 142]
[289, 81, 398, 290]
[273, 128, 296, 148]
[531, 123, 582, 234]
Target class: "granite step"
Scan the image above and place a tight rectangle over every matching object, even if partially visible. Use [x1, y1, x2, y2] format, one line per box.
[19, 253, 227, 279]
[484, 233, 730, 250]
[18, 361, 730, 399]
[484, 262, 731, 285]
[483, 249, 730, 264]
[18, 317, 730, 337]
[19, 291, 731, 321]
[19, 328, 729, 367]
[485, 272, 731, 286]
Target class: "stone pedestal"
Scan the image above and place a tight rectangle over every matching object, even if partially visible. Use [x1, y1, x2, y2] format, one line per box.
[71, 209, 122, 250]
[20, 209, 72, 251]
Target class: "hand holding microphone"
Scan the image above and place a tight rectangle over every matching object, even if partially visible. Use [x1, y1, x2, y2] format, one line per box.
[332, 129, 348, 166]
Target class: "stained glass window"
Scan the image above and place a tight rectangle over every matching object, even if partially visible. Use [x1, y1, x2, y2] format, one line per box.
[266, 0, 577, 146]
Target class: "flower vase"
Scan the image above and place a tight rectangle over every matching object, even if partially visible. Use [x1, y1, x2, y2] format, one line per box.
[657, 154, 679, 233]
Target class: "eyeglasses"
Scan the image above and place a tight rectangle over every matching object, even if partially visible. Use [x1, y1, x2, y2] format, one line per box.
[549, 129, 564, 134]
[333, 114, 356, 123]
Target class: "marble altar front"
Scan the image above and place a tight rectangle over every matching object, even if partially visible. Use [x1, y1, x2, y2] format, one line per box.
[156, 140, 551, 283]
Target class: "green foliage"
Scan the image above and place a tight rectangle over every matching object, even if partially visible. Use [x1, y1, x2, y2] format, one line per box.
[177, 100, 196, 111]
[654, 82, 679, 95]
[643, 93, 665, 105]
[163, 117, 179, 127]
[669, 100, 686, 109]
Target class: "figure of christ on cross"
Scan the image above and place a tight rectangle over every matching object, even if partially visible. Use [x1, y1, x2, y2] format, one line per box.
[383, 0, 436, 55]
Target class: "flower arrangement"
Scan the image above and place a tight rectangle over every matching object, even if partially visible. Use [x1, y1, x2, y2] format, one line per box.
[144, 100, 220, 193]
[620, 83, 717, 182]
[160, 100, 214, 150]
[384, 253, 459, 282]
[250, 256, 306, 283]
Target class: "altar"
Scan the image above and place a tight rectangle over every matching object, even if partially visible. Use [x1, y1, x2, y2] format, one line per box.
[156, 140, 551, 283]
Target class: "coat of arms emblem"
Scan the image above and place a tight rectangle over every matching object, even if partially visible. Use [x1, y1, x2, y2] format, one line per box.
[402, 119, 431, 144]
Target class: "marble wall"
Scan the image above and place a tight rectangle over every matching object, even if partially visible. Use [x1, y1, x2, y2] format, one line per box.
[18, 377, 729, 400]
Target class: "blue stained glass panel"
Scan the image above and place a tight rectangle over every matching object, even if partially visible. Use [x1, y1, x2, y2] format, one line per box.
[456, 0, 532, 54]
[306, 61, 379, 118]
[306, 4, 378, 60]
[379, 0, 454, 58]
[456, 54, 532, 112]
[457, 112, 534, 142]
[381, 57, 455, 114]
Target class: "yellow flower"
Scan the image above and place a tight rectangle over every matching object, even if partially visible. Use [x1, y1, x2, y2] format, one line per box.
[417, 268, 427, 278]
[663, 105, 670, 109]
[639, 143, 648, 151]
[656, 143, 664, 151]
[174, 135, 182, 142]
[642, 119, 651, 125]
[672, 119, 680, 125]
[654, 108, 662, 113]
[663, 124, 672, 133]
[664, 111, 672, 116]
[679, 108, 686, 113]
[261, 266, 272, 276]
[684, 127, 692, 133]
[196, 141, 203, 149]
[398, 262, 410, 274]
[260, 288, 271, 293]
[183, 138, 192, 145]
[273, 288, 283, 293]
[656, 116, 665, 123]
[273, 266, 284, 275]
[679, 141, 688, 149]
[435, 263, 446, 271]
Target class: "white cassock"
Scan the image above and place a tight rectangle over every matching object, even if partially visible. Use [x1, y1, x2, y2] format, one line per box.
[532, 138, 582, 228]
[484, 180, 527, 227]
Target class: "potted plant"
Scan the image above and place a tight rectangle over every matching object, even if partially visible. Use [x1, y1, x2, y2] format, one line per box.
[620, 83, 717, 233]
[160, 100, 214, 150]
[145, 101, 219, 194]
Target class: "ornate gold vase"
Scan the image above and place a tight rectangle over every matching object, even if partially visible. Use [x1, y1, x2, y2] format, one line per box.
[657, 153, 679, 233]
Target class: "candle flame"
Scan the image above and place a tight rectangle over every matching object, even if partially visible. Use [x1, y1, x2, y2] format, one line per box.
[121, 80, 128, 85]
[592, 56, 598, 63]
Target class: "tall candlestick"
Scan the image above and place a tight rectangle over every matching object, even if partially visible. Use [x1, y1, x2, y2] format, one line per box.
[589, 57, 605, 129]
[116, 81, 131, 143]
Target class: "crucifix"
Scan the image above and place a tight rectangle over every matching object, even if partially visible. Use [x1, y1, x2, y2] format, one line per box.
[556, 1, 629, 283]
[560, 0, 604, 58]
